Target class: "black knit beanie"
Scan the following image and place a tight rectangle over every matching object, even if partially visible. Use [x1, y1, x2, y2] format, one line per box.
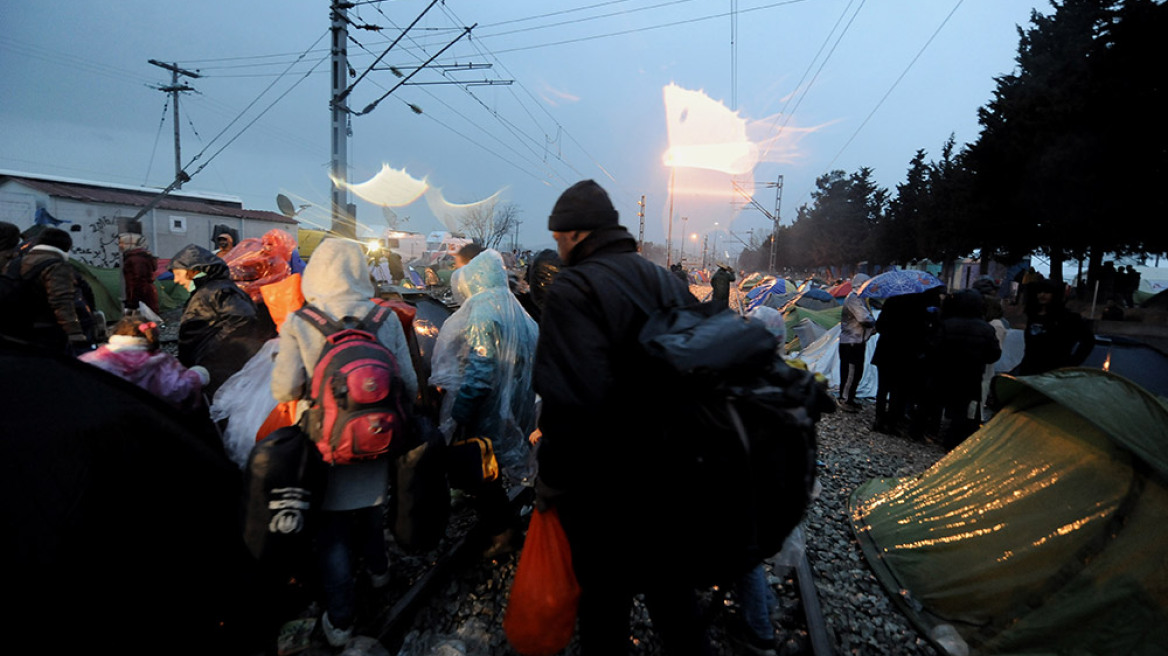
[548, 180, 619, 231]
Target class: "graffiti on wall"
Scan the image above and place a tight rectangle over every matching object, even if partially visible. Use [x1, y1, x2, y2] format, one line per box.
[70, 216, 121, 268]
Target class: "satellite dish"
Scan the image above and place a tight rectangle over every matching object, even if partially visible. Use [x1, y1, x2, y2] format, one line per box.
[276, 194, 297, 218]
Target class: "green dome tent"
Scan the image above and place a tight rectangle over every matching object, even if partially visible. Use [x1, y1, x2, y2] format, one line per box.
[850, 369, 1168, 655]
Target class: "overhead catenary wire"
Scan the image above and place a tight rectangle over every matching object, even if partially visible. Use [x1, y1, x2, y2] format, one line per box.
[181, 30, 330, 178]
[362, 1, 584, 187]
[792, 0, 966, 208]
[436, 2, 637, 204]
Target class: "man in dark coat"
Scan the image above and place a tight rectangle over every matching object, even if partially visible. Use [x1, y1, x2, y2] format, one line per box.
[1, 227, 89, 355]
[709, 264, 735, 309]
[931, 289, 1001, 450]
[533, 180, 712, 656]
[870, 292, 931, 436]
[1016, 279, 1095, 377]
[515, 248, 561, 323]
[169, 244, 274, 396]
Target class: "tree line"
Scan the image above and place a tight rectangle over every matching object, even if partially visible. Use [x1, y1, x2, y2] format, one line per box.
[733, 0, 1166, 286]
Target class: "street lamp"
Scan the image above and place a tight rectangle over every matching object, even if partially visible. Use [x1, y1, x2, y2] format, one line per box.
[680, 216, 688, 265]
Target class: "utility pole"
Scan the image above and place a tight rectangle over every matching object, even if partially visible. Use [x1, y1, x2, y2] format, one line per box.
[667, 169, 676, 267]
[637, 195, 645, 253]
[148, 60, 200, 189]
[330, 0, 355, 237]
[769, 175, 783, 273]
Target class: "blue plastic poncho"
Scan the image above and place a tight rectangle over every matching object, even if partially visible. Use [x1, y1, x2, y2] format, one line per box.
[429, 249, 539, 480]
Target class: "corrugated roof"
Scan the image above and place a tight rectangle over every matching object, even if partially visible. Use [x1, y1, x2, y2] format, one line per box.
[0, 173, 296, 225]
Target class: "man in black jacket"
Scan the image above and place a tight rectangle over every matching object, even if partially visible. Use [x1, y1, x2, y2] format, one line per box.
[169, 244, 275, 396]
[533, 180, 712, 656]
[710, 263, 735, 309]
[932, 289, 1002, 450]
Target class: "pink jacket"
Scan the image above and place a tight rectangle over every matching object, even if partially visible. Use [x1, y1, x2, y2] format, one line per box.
[81, 337, 208, 409]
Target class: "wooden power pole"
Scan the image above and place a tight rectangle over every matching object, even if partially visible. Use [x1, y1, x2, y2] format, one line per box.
[148, 60, 200, 189]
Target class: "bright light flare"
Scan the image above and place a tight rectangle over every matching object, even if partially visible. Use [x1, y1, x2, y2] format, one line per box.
[658, 83, 824, 238]
[424, 187, 505, 233]
[662, 84, 758, 175]
[332, 164, 429, 207]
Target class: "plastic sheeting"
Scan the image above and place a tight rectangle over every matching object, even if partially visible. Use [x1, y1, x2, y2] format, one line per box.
[429, 250, 538, 481]
[849, 369, 1168, 655]
[790, 321, 880, 399]
[210, 338, 280, 469]
[223, 229, 297, 304]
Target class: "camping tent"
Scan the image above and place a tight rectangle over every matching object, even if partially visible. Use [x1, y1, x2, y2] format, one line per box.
[790, 321, 879, 399]
[70, 259, 123, 321]
[849, 369, 1168, 655]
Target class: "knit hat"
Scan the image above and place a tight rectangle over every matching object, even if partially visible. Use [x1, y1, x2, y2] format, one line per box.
[548, 180, 619, 231]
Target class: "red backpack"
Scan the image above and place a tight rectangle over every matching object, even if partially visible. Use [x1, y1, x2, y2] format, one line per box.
[296, 303, 408, 465]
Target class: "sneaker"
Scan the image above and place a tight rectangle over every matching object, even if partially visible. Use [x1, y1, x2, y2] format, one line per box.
[841, 401, 860, 413]
[320, 611, 353, 648]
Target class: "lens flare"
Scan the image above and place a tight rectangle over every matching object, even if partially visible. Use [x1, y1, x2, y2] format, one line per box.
[424, 187, 506, 234]
[331, 164, 429, 207]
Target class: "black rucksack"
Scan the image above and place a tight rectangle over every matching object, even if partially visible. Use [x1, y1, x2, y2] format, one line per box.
[240, 425, 327, 580]
[604, 263, 834, 583]
[0, 255, 57, 338]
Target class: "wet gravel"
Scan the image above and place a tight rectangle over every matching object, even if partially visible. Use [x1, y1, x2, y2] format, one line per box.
[387, 396, 947, 656]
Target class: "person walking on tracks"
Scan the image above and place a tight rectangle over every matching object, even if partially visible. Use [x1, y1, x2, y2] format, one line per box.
[271, 238, 419, 647]
[532, 180, 713, 656]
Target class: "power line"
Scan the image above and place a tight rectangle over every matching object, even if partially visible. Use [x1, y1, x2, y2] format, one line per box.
[793, 0, 966, 208]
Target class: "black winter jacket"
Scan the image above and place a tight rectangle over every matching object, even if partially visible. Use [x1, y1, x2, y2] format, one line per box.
[173, 245, 274, 395]
[931, 290, 1001, 397]
[534, 227, 695, 493]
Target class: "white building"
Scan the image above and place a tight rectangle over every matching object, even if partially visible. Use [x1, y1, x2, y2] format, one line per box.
[0, 170, 297, 267]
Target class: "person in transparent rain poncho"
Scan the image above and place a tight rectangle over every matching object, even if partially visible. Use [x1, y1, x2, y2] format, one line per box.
[429, 248, 539, 558]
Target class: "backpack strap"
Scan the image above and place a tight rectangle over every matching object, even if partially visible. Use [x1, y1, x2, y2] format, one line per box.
[294, 304, 347, 337]
[357, 301, 393, 334]
[4, 254, 59, 281]
[296, 301, 395, 338]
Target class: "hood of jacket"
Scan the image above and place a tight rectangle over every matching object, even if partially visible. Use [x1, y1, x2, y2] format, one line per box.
[944, 288, 986, 319]
[452, 248, 509, 303]
[169, 245, 229, 280]
[300, 238, 375, 317]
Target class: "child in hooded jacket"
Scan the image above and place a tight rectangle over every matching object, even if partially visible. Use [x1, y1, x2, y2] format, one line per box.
[80, 315, 209, 410]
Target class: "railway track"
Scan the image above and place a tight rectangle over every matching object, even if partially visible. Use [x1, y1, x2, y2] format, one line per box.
[304, 484, 834, 656]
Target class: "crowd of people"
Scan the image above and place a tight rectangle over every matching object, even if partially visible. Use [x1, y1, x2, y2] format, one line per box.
[867, 274, 1094, 451]
[1, 181, 1102, 655]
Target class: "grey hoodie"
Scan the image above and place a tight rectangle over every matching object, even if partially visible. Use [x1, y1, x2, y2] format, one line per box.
[271, 238, 418, 404]
[271, 238, 419, 511]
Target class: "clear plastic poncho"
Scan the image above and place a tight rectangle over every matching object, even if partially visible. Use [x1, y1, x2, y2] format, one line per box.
[429, 249, 538, 480]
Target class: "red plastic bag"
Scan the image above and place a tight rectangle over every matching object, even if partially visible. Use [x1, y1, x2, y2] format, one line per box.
[504, 507, 581, 656]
